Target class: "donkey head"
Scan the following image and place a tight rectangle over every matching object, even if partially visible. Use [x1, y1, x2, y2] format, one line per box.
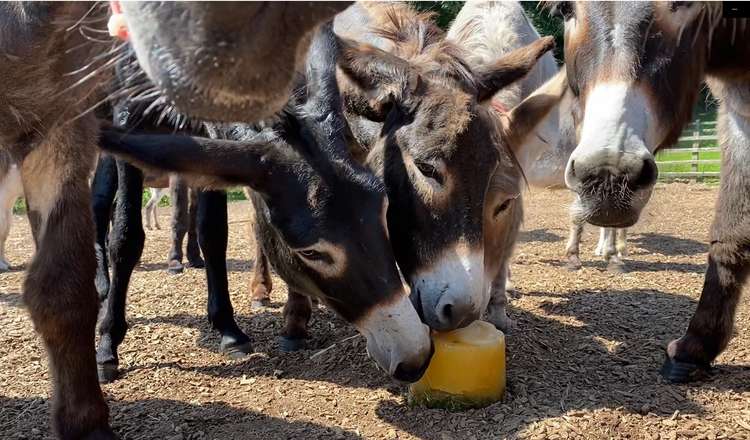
[557, 1, 717, 227]
[119, 1, 351, 122]
[99, 23, 432, 382]
[335, 5, 562, 331]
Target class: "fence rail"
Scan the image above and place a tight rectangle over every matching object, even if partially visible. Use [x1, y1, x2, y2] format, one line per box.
[656, 117, 719, 181]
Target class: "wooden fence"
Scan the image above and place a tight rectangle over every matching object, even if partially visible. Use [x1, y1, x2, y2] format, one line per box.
[655, 118, 720, 181]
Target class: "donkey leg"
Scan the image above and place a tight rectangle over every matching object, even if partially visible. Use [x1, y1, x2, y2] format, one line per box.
[21, 131, 114, 438]
[249, 238, 273, 308]
[185, 186, 204, 268]
[603, 228, 625, 273]
[152, 189, 164, 230]
[504, 264, 514, 292]
[91, 154, 117, 301]
[167, 177, 188, 274]
[662, 109, 750, 382]
[0, 164, 22, 271]
[594, 227, 607, 256]
[616, 228, 628, 257]
[564, 221, 584, 271]
[198, 190, 253, 357]
[96, 160, 145, 383]
[143, 189, 156, 230]
[279, 290, 313, 352]
[485, 261, 516, 333]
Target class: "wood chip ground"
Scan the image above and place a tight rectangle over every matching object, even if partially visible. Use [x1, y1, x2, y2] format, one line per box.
[1, 182, 748, 439]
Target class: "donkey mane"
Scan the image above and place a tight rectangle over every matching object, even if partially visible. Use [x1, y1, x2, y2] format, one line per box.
[364, 3, 477, 92]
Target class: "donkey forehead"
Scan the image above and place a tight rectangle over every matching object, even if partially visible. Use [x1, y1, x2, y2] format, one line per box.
[407, 89, 490, 157]
[571, 2, 704, 76]
[569, 3, 654, 75]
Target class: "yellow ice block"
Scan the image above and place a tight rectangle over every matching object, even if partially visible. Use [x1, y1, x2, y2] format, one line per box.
[409, 320, 505, 409]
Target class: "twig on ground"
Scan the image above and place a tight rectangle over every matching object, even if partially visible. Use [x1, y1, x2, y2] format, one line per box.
[310, 334, 361, 360]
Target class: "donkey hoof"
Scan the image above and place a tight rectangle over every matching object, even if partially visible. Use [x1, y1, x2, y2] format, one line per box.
[279, 336, 307, 352]
[486, 313, 516, 334]
[250, 298, 271, 309]
[167, 260, 184, 274]
[97, 362, 119, 384]
[82, 427, 120, 440]
[186, 257, 205, 269]
[565, 257, 582, 271]
[220, 336, 253, 359]
[607, 261, 626, 273]
[660, 354, 711, 383]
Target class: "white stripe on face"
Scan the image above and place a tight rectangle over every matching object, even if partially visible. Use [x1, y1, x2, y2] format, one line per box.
[566, 82, 657, 188]
[354, 290, 431, 377]
[412, 242, 487, 328]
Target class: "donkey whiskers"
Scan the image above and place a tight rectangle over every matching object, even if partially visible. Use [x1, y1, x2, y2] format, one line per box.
[64, 1, 104, 32]
[53, 51, 129, 98]
[63, 43, 128, 77]
[67, 83, 151, 125]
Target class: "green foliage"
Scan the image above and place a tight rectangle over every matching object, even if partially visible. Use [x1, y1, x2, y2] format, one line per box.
[520, 2, 565, 63]
[12, 198, 26, 215]
[409, 2, 564, 62]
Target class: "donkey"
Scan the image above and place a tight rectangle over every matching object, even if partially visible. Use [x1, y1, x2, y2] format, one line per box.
[324, 2, 565, 334]
[449, 1, 629, 275]
[99, 22, 433, 382]
[557, 1, 750, 382]
[0, 3, 409, 437]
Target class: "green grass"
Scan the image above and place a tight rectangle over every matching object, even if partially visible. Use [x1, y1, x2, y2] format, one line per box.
[655, 149, 721, 174]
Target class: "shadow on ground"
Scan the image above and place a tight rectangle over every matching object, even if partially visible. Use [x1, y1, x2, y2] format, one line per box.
[541, 258, 707, 274]
[518, 228, 563, 243]
[109, 303, 387, 391]
[135, 258, 253, 273]
[630, 233, 708, 256]
[0, 396, 362, 439]
[375, 288, 749, 438]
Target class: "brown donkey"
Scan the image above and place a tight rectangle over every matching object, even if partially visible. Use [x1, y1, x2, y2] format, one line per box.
[324, 2, 566, 333]
[0, 2, 368, 438]
[117, 2, 351, 122]
[557, 1, 750, 382]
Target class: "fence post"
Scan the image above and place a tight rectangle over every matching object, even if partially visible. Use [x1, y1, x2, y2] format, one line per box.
[692, 117, 701, 181]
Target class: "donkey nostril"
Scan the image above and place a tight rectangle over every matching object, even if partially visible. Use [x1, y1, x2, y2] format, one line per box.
[441, 303, 453, 321]
[570, 160, 576, 178]
[634, 157, 658, 188]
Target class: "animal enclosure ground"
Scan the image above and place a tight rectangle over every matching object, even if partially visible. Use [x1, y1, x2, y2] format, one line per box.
[1, 182, 749, 439]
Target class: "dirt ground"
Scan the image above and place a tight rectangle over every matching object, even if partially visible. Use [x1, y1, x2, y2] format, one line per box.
[1, 182, 749, 439]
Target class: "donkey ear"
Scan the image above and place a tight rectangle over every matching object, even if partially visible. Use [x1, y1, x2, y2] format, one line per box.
[335, 36, 420, 122]
[501, 69, 568, 157]
[475, 36, 555, 102]
[99, 128, 282, 196]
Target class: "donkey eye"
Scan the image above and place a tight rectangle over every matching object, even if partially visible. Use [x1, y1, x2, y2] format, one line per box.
[298, 249, 328, 262]
[415, 161, 445, 185]
[493, 199, 513, 217]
